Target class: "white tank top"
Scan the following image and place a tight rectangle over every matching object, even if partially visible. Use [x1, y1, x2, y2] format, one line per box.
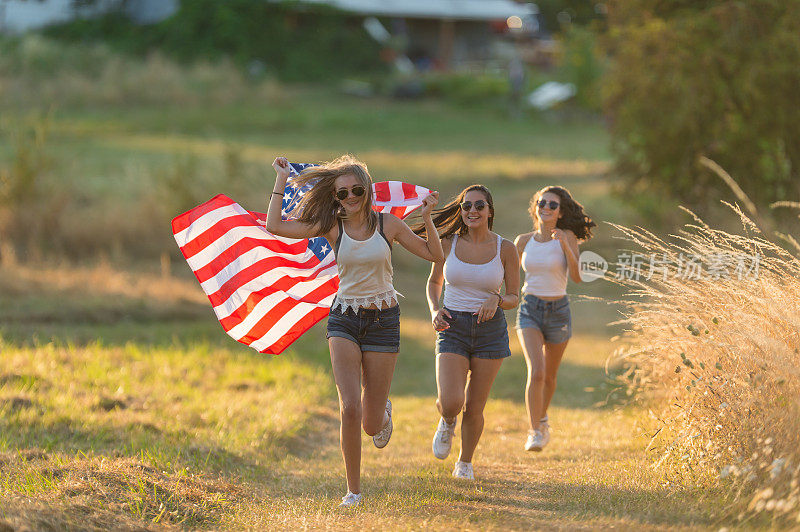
[332, 214, 397, 313]
[442, 233, 504, 312]
[521, 234, 568, 297]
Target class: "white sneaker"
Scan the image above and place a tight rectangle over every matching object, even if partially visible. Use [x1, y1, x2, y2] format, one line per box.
[452, 460, 474, 480]
[525, 424, 551, 452]
[339, 491, 362, 508]
[432, 417, 456, 459]
[372, 399, 393, 449]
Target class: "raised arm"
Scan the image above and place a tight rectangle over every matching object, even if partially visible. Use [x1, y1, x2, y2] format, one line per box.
[390, 192, 445, 263]
[266, 157, 322, 239]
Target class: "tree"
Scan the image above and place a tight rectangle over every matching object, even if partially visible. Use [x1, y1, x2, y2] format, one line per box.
[603, 0, 800, 215]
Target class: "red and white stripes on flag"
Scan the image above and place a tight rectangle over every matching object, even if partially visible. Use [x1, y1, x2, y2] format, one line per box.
[372, 181, 430, 218]
[172, 179, 430, 355]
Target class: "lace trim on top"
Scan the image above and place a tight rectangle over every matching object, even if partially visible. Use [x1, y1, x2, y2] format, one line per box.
[331, 289, 400, 314]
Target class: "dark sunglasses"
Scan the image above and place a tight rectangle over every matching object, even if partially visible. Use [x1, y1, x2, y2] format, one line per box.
[335, 185, 366, 201]
[460, 200, 487, 212]
[537, 199, 560, 210]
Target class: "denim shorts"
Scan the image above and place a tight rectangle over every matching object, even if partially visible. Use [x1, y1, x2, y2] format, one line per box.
[515, 294, 572, 344]
[326, 305, 400, 353]
[435, 307, 511, 360]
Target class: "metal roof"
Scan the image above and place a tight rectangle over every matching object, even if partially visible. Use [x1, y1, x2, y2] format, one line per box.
[295, 0, 538, 20]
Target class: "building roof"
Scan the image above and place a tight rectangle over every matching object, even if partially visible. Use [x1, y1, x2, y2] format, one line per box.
[296, 0, 538, 21]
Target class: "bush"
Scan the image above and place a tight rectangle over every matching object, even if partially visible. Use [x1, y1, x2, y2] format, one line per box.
[603, 1, 800, 218]
[422, 72, 509, 105]
[43, 0, 386, 82]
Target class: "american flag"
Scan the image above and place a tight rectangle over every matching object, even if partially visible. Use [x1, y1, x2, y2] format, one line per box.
[172, 162, 431, 355]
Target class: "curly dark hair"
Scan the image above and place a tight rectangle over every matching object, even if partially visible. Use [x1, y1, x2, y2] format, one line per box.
[529, 186, 595, 241]
[411, 184, 494, 239]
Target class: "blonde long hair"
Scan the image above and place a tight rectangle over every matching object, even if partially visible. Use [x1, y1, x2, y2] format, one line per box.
[289, 154, 377, 235]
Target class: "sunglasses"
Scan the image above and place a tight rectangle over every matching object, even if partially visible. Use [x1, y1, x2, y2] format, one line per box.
[537, 199, 560, 210]
[460, 200, 487, 212]
[335, 185, 366, 201]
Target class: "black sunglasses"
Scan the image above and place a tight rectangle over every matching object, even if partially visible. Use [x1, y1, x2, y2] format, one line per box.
[335, 185, 366, 201]
[537, 199, 560, 210]
[460, 200, 487, 212]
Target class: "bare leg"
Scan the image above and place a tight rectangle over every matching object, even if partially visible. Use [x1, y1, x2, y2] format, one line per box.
[541, 340, 569, 418]
[517, 327, 545, 431]
[435, 353, 470, 422]
[458, 357, 503, 463]
[329, 337, 364, 494]
[361, 350, 398, 435]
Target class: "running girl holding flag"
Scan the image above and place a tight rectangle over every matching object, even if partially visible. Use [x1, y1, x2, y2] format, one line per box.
[266, 155, 443, 507]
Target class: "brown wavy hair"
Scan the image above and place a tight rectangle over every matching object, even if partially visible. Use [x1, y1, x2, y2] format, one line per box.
[529, 185, 595, 241]
[288, 154, 377, 236]
[412, 184, 494, 239]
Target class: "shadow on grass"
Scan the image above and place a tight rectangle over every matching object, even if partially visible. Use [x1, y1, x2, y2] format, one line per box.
[256, 465, 720, 529]
[490, 358, 622, 411]
[388, 473, 716, 528]
[0, 402, 340, 480]
[3, 305, 625, 416]
[464, 476, 720, 528]
[1, 416, 248, 471]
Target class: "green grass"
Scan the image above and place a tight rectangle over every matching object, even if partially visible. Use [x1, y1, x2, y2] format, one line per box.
[49, 89, 611, 159]
[0, 260, 726, 530]
[0, 75, 725, 529]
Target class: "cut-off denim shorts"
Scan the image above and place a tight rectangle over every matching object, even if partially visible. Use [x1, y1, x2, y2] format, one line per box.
[326, 305, 400, 353]
[435, 307, 511, 360]
[515, 294, 572, 344]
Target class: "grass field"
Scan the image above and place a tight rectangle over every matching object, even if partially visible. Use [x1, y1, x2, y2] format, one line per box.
[0, 262, 725, 530]
[0, 74, 730, 529]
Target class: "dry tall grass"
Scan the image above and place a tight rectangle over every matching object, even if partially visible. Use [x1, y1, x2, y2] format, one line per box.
[610, 205, 800, 525]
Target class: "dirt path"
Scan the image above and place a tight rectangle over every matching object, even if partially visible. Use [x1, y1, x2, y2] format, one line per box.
[236, 329, 718, 530]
